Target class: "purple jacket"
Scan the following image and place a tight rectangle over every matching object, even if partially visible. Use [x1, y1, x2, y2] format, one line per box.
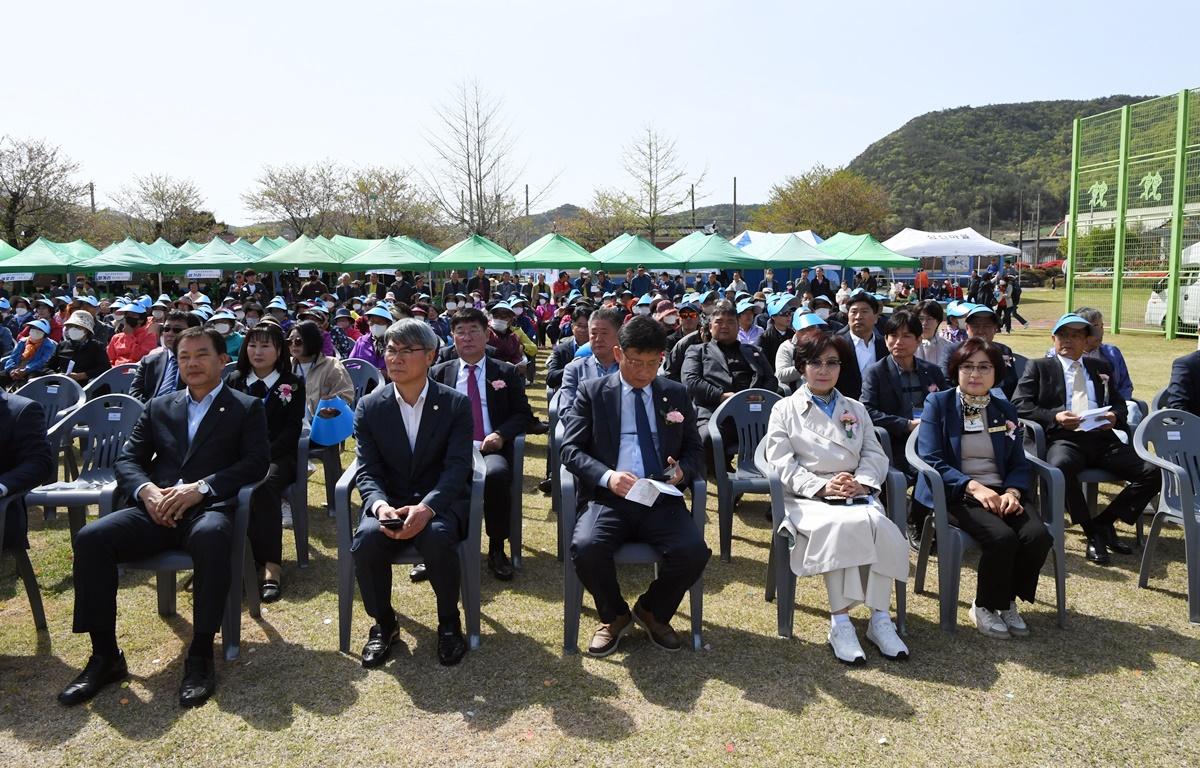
[349, 334, 386, 370]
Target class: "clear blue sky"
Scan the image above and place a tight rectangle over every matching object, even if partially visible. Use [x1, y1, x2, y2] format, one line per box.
[3, 0, 1195, 225]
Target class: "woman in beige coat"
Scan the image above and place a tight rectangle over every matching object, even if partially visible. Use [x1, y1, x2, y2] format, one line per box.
[762, 329, 910, 665]
[286, 319, 355, 416]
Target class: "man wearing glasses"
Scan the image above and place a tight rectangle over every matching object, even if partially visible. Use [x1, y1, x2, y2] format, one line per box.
[430, 308, 532, 582]
[351, 318, 475, 668]
[129, 310, 201, 402]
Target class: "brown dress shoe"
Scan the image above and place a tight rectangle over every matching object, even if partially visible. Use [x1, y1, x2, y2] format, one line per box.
[632, 603, 682, 652]
[586, 612, 632, 657]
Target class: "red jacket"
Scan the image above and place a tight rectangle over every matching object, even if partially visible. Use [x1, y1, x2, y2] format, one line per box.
[107, 324, 158, 365]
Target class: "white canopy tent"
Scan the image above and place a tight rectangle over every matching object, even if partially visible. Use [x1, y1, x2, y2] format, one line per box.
[882, 227, 1020, 260]
[730, 229, 823, 249]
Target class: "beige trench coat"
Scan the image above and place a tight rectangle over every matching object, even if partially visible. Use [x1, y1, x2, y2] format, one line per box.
[762, 389, 909, 581]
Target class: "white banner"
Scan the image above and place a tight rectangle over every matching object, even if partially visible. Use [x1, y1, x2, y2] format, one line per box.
[185, 269, 223, 279]
[0, 272, 34, 282]
[94, 271, 133, 282]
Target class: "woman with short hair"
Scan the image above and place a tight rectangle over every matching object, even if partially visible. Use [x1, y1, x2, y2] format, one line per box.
[288, 320, 354, 416]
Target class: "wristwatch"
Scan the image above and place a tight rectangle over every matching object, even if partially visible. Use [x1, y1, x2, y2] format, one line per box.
[197, 480, 212, 496]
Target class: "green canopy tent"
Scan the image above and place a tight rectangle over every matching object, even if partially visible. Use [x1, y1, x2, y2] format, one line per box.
[313, 236, 356, 261]
[403, 236, 442, 258]
[172, 238, 266, 270]
[817, 233, 918, 269]
[331, 235, 384, 257]
[0, 239, 20, 262]
[59, 240, 101, 262]
[430, 234, 515, 271]
[664, 231, 765, 270]
[178, 240, 206, 255]
[256, 234, 354, 269]
[144, 238, 185, 264]
[593, 233, 683, 270]
[252, 236, 282, 253]
[341, 236, 433, 270]
[229, 237, 269, 260]
[76, 238, 161, 271]
[0, 237, 83, 270]
[513, 233, 597, 269]
[741, 233, 830, 267]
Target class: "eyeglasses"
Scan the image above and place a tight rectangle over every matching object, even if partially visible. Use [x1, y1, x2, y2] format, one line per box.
[384, 346, 429, 358]
[807, 359, 842, 369]
[959, 363, 994, 375]
[621, 356, 662, 371]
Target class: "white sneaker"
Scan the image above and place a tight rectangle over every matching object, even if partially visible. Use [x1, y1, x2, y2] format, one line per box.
[281, 500, 294, 530]
[999, 602, 1029, 637]
[971, 602, 1012, 639]
[866, 613, 910, 660]
[828, 621, 867, 665]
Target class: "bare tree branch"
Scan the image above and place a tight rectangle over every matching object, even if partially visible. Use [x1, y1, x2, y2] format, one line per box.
[621, 126, 706, 241]
[241, 161, 345, 237]
[0, 136, 86, 247]
[111, 173, 205, 243]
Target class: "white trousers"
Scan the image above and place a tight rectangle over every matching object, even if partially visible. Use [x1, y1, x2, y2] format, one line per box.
[824, 563, 894, 613]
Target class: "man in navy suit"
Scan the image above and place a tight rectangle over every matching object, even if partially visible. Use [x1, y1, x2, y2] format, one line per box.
[0, 391, 54, 553]
[1014, 314, 1160, 565]
[430, 308, 532, 581]
[60, 327, 269, 708]
[561, 316, 710, 657]
[834, 290, 888, 401]
[1166, 346, 1200, 416]
[129, 310, 199, 402]
[352, 318, 475, 668]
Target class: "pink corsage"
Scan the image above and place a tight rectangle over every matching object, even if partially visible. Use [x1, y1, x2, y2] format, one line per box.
[1005, 419, 1020, 441]
[277, 384, 294, 404]
[665, 410, 684, 424]
[927, 383, 939, 393]
[491, 379, 507, 391]
[839, 410, 858, 439]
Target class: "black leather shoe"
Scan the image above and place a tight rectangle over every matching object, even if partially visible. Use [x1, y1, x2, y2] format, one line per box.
[488, 550, 515, 581]
[58, 651, 128, 706]
[537, 478, 552, 495]
[1104, 525, 1133, 555]
[437, 628, 468, 666]
[528, 420, 549, 435]
[361, 624, 400, 668]
[179, 656, 216, 708]
[907, 523, 922, 553]
[260, 579, 282, 604]
[1086, 535, 1111, 565]
[409, 564, 428, 583]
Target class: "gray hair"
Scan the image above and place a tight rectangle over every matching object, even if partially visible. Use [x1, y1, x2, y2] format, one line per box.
[1073, 306, 1103, 324]
[385, 317, 439, 351]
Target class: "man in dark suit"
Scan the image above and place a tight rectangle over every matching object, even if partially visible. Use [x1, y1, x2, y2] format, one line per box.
[683, 300, 778, 433]
[853, 268, 878, 293]
[466, 267, 491, 303]
[808, 266, 837, 303]
[545, 306, 591, 393]
[834, 290, 888, 401]
[364, 272, 388, 301]
[0, 391, 54, 553]
[561, 316, 709, 656]
[351, 318, 474, 668]
[1166, 347, 1200, 415]
[60, 327, 269, 708]
[1014, 314, 1161, 565]
[129, 311, 199, 402]
[431, 308, 532, 581]
[441, 271, 467, 305]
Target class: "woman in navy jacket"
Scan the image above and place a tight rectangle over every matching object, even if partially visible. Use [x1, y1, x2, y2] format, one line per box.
[916, 337, 1051, 639]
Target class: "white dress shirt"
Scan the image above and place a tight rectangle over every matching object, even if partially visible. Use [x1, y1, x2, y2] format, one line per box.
[186, 382, 224, 444]
[1057, 354, 1097, 410]
[599, 376, 661, 489]
[393, 380, 429, 452]
[246, 370, 281, 391]
[454, 358, 493, 438]
[852, 333, 877, 376]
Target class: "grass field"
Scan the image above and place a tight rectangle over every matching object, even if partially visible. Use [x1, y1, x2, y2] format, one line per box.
[1, 287, 1198, 767]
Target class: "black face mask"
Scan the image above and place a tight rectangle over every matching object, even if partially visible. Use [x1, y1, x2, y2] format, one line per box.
[124, 316, 143, 328]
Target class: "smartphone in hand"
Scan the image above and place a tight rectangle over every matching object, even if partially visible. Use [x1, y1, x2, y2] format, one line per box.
[379, 515, 408, 529]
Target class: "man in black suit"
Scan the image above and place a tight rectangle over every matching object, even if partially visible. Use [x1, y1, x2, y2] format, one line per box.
[808, 266, 837, 303]
[1166, 346, 1200, 415]
[853, 268, 878, 293]
[441, 271, 467, 305]
[1014, 314, 1161, 565]
[466, 267, 491, 303]
[351, 318, 474, 668]
[431, 308, 532, 581]
[834, 290, 888, 401]
[60, 327, 269, 708]
[129, 310, 200, 402]
[562, 316, 709, 656]
[0, 391, 54, 553]
[364, 272, 388, 301]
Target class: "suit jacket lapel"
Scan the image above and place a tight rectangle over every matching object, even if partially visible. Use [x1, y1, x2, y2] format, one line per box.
[382, 384, 413, 469]
[1084, 360, 1108, 407]
[411, 382, 440, 465]
[650, 378, 669, 465]
[708, 342, 731, 388]
[182, 387, 229, 466]
[885, 358, 908, 417]
[986, 401, 1010, 461]
[483, 359, 503, 426]
[602, 373, 622, 459]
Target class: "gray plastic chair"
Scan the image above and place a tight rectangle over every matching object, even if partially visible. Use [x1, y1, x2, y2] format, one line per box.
[906, 430, 1067, 632]
[82, 363, 138, 399]
[16, 374, 86, 429]
[25, 395, 144, 539]
[282, 421, 315, 567]
[341, 359, 385, 404]
[1150, 388, 1167, 412]
[0, 495, 47, 631]
[756, 439, 909, 638]
[1021, 417, 1125, 527]
[507, 434, 528, 569]
[560, 466, 707, 655]
[547, 390, 562, 515]
[118, 482, 263, 661]
[1132, 409, 1200, 624]
[707, 388, 783, 562]
[334, 453, 486, 654]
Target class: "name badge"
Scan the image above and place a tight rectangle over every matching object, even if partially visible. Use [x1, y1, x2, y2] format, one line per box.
[987, 425, 1007, 433]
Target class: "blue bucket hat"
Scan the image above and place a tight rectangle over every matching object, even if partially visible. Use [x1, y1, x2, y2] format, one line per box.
[792, 312, 829, 331]
[636, 293, 653, 306]
[24, 318, 51, 335]
[946, 301, 971, 319]
[965, 304, 998, 322]
[364, 306, 393, 322]
[1052, 313, 1093, 335]
[735, 298, 757, 315]
[767, 294, 799, 317]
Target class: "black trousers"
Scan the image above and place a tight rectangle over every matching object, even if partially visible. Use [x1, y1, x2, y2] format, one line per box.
[482, 451, 512, 545]
[351, 512, 462, 632]
[72, 505, 232, 636]
[571, 492, 710, 624]
[949, 491, 1053, 611]
[1046, 431, 1161, 532]
[248, 458, 295, 569]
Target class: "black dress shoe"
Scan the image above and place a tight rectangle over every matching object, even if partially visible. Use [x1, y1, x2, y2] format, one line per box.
[361, 624, 400, 668]
[537, 477, 552, 495]
[488, 550, 515, 581]
[907, 523, 922, 553]
[260, 579, 282, 604]
[437, 628, 468, 666]
[528, 420, 549, 435]
[1086, 535, 1111, 565]
[409, 564, 428, 583]
[58, 651, 128, 706]
[1104, 525, 1133, 555]
[179, 656, 216, 708]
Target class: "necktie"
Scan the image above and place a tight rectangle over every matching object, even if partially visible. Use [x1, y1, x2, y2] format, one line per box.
[632, 388, 660, 478]
[156, 354, 178, 397]
[1071, 361, 1089, 414]
[466, 364, 485, 441]
[249, 379, 268, 399]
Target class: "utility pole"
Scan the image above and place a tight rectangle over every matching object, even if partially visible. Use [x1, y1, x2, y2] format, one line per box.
[525, 184, 530, 248]
[732, 177, 738, 235]
[1033, 191, 1042, 266]
[1015, 192, 1023, 264]
[88, 182, 95, 214]
[987, 195, 993, 239]
[690, 185, 695, 229]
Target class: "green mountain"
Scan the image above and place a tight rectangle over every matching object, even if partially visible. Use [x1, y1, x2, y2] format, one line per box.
[847, 95, 1151, 233]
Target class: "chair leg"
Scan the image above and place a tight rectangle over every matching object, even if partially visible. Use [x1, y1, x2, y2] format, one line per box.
[717, 486, 732, 563]
[460, 545, 481, 650]
[914, 516, 934, 594]
[243, 547, 261, 620]
[156, 570, 177, 617]
[689, 576, 703, 651]
[563, 566, 583, 655]
[1184, 515, 1200, 625]
[895, 577, 907, 636]
[322, 452, 341, 513]
[774, 539, 796, 638]
[292, 482, 310, 568]
[510, 490, 523, 571]
[1138, 512, 1167, 589]
[938, 543, 963, 633]
[765, 539, 777, 603]
[13, 550, 48, 631]
[1052, 541, 1067, 629]
[68, 507, 87, 541]
[338, 544, 355, 655]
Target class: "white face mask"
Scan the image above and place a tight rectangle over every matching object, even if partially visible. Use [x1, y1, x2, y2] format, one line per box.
[369, 323, 388, 338]
[28, 329, 45, 341]
[634, 306, 651, 316]
[513, 306, 524, 316]
[323, 301, 335, 311]
[245, 317, 259, 328]
[662, 315, 679, 326]
[490, 318, 509, 333]
[235, 310, 246, 320]
[445, 301, 458, 311]
[352, 303, 362, 312]
[152, 309, 165, 321]
[67, 327, 88, 341]
[754, 301, 766, 310]
[816, 308, 830, 320]
[213, 322, 232, 336]
[538, 299, 547, 305]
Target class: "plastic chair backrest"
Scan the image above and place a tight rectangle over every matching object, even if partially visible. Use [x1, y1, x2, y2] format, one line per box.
[711, 388, 782, 471]
[1134, 408, 1200, 512]
[342, 359, 384, 404]
[1150, 387, 1167, 412]
[16, 374, 86, 430]
[84, 363, 139, 398]
[59, 395, 144, 480]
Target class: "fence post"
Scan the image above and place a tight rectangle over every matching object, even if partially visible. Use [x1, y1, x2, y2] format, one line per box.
[1109, 106, 1131, 332]
[1065, 118, 1082, 313]
[1165, 89, 1191, 341]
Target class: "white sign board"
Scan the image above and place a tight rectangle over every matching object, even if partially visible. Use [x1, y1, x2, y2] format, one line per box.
[94, 272, 133, 282]
[944, 254, 970, 272]
[185, 269, 223, 279]
[0, 272, 34, 282]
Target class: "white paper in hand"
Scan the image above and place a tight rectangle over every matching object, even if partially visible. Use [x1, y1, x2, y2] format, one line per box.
[625, 478, 684, 507]
[1077, 405, 1111, 432]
